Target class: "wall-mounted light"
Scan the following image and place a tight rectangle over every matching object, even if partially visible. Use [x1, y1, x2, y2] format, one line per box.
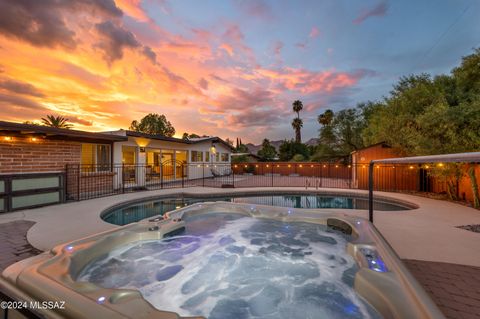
[323, 165, 326, 168]
[31, 137, 38, 142]
[210, 143, 217, 154]
[3, 136, 12, 141]
[409, 165, 414, 169]
[438, 163, 444, 167]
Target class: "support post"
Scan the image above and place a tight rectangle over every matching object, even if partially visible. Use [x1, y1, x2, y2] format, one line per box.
[368, 162, 374, 223]
[182, 163, 185, 188]
[77, 164, 80, 201]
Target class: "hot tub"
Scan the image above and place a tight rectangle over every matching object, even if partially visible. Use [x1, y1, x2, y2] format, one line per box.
[0, 202, 444, 319]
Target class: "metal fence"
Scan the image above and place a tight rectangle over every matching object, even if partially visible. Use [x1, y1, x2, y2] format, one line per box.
[65, 162, 442, 201]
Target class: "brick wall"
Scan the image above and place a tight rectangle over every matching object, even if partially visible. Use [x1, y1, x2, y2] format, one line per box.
[0, 137, 81, 173]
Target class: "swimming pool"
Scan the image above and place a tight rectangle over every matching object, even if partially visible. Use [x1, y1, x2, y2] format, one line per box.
[102, 193, 415, 226]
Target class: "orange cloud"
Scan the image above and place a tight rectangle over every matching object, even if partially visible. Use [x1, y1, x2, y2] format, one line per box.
[115, 0, 150, 22]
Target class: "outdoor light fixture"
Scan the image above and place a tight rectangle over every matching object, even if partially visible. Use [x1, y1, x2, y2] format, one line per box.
[299, 164, 303, 168]
[288, 164, 291, 168]
[438, 163, 444, 167]
[425, 165, 430, 169]
[409, 166, 414, 169]
[244, 165, 247, 168]
[266, 164, 269, 168]
[323, 165, 327, 168]
[234, 165, 238, 168]
[31, 137, 38, 142]
[335, 165, 339, 168]
[310, 165, 313, 168]
[255, 165, 258, 168]
[97, 296, 106, 304]
[210, 142, 217, 155]
[3, 136, 12, 141]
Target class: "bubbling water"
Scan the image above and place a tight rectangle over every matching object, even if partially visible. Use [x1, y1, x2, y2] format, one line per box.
[78, 213, 381, 319]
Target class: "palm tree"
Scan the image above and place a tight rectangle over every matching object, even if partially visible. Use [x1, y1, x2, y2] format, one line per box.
[41, 115, 73, 129]
[292, 100, 303, 143]
[318, 109, 334, 126]
[291, 118, 303, 143]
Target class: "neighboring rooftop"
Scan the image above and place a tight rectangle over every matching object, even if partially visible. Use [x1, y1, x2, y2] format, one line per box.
[0, 121, 127, 143]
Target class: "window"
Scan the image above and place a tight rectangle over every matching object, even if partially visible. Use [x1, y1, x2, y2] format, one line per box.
[221, 153, 230, 162]
[205, 151, 210, 162]
[122, 146, 136, 165]
[215, 152, 220, 162]
[81, 144, 111, 171]
[191, 151, 203, 162]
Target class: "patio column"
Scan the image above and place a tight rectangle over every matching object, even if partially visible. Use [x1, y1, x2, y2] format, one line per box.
[136, 147, 147, 187]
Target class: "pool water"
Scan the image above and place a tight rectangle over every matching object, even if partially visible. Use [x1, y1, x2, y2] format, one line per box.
[102, 194, 412, 226]
[79, 213, 381, 319]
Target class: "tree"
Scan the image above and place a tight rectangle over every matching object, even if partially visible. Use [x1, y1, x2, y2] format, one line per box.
[257, 139, 277, 161]
[129, 113, 175, 137]
[292, 100, 303, 143]
[318, 109, 333, 126]
[225, 138, 234, 146]
[360, 48, 480, 202]
[278, 140, 309, 161]
[314, 107, 368, 159]
[291, 118, 303, 144]
[41, 115, 73, 129]
[182, 132, 200, 140]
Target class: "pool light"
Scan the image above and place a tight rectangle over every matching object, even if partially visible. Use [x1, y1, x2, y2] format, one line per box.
[97, 296, 106, 304]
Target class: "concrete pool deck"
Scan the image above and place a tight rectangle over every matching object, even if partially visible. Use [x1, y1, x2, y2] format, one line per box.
[0, 187, 479, 267]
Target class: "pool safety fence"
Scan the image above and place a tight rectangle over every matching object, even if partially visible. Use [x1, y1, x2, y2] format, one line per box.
[65, 162, 443, 201]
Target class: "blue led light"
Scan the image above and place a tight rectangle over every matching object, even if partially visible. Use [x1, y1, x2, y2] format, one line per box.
[97, 296, 106, 304]
[360, 248, 388, 273]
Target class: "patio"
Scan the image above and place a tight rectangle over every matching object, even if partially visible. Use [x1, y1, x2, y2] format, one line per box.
[1, 187, 480, 318]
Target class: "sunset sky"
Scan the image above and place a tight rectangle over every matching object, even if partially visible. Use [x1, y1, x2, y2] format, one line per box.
[0, 0, 478, 143]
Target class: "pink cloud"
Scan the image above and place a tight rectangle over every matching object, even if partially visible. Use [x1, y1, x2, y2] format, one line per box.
[255, 67, 372, 94]
[219, 43, 234, 56]
[309, 26, 320, 38]
[353, 1, 389, 24]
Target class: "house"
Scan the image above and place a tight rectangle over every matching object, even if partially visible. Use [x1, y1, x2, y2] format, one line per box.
[231, 152, 261, 163]
[0, 121, 233, 211]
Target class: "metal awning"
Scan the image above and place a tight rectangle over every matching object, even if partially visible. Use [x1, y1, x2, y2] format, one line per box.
[371, 152, 480, 164]
[368, 151, 480, 224]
